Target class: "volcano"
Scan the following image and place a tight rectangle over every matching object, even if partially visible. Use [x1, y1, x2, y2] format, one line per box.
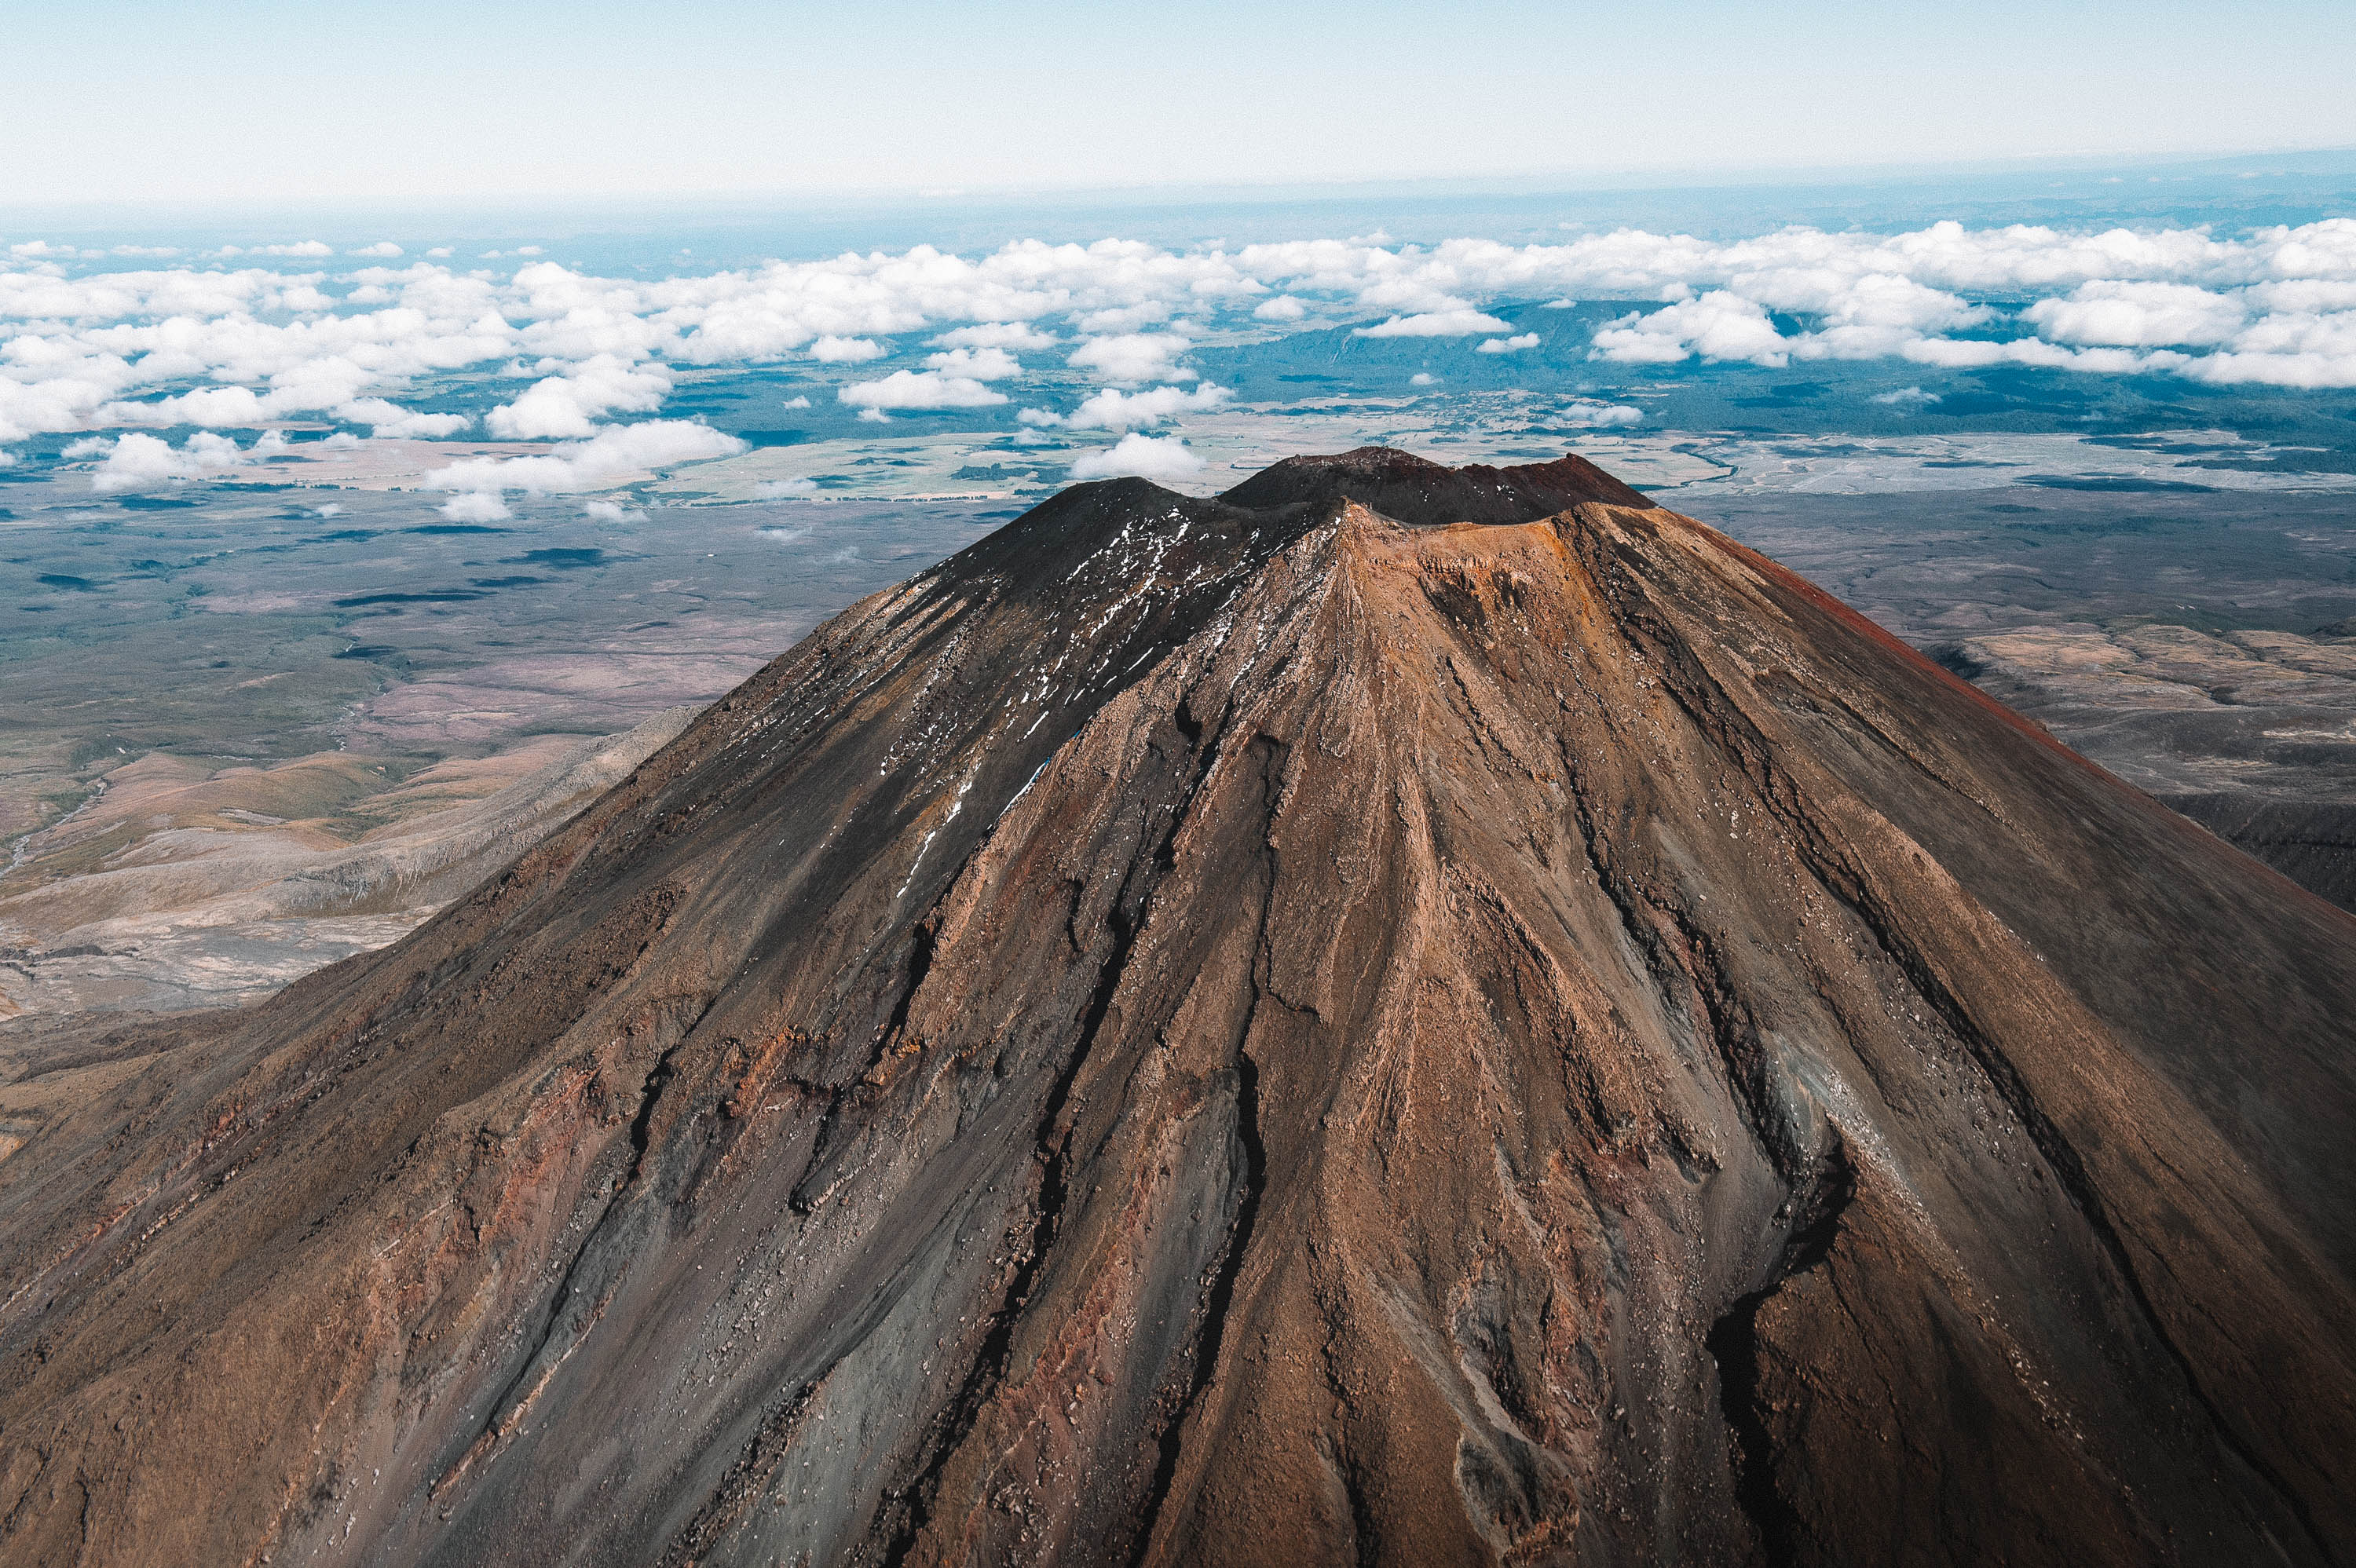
[1, 448, 2351, 1567]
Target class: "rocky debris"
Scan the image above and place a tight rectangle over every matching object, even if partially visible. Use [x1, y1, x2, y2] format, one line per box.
[0, 449, 2350, 1567]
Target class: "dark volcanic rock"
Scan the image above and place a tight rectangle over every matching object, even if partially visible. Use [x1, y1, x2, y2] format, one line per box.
[1220, 442, 1653, 521]
[1, 450, 2352, 1567]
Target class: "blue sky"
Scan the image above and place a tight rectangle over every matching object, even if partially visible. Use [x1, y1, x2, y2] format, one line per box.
[5, 1, 2354, 203]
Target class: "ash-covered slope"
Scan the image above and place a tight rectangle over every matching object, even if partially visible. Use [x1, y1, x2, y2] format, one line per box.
[2, 448, 2352, 1568]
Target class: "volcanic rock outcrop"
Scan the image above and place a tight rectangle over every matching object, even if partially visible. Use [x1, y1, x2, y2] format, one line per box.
[1, 448, 2351, 1566]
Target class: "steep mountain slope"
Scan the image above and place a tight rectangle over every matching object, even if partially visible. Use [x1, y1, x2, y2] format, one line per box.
[0, 449, 2351, 1567]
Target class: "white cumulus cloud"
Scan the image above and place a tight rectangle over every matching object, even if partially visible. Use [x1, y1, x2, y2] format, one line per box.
[1477, 333, 1541, 353]
[1590, 292, 1790, 366]
[1074, 303, 1170, 333]
[932, 322, 1058, 351]
[338, 398, 473, 438]
[1560, 400, 1643, 428]
[924, 345, 1022, 380]
[810, 335, 887, 363]
[1019, 382, 1233, 432]
[426, 419, 743, 495]
[439, 491, 512, 522]
[1069, 432, 1204, 484]
[486, 354, 670, 440]
[838, 371, 1009, 414]
[1067, 332, 1195, 384]
[2025, 280, 2248, 347]
[81, 429, 285, 492]
[97, 385, 278, 427]
[1355, 310, 1512, 338]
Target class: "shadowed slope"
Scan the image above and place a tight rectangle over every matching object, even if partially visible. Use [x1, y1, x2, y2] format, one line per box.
[0, 451, 2351, 1567]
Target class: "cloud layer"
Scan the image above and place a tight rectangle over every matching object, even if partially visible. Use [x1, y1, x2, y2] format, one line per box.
[4, 217, 2355, 474]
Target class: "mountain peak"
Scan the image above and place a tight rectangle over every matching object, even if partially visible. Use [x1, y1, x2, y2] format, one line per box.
[1, 448, 2351, 1567]
[1219, 442, 1654, 522]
